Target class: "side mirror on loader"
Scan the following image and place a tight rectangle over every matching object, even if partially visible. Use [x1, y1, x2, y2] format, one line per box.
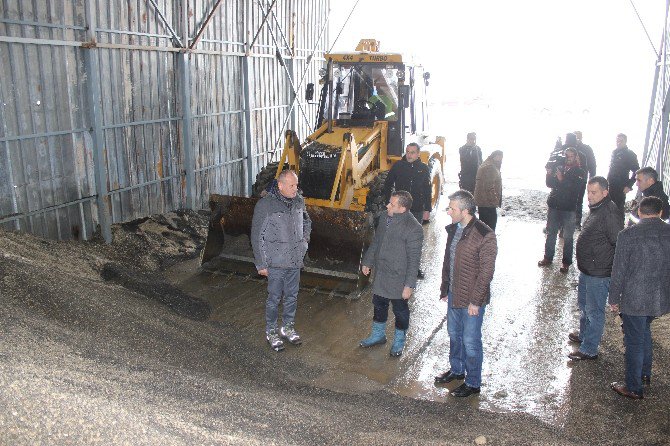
[305, 83, 315, 101]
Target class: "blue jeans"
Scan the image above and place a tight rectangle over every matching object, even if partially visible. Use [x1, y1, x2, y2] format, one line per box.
[544, 208, 576, 265]
[372, 294, 410, 330]
[266, 268, 300, 332]
[447, 292, 486, 388]
[622, 314, 654, 396]
[576, 273, 610, 356]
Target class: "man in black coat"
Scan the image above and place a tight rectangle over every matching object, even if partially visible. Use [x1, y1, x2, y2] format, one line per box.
[609, 196, 670, 399]
[607, 133, 639, 213]
[633, 167, 669, 220]
[538, 147, 586, 273]
[568, 177, 623, 360]
[383, 142, 432, 224]
[574, 131, 597, 229]
[458, 132, 483, 194]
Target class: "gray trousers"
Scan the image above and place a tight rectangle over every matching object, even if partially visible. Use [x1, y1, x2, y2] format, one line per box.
[266, 267, 300, 332]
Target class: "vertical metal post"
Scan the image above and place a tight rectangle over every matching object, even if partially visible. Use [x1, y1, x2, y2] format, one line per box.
[180, 1, 195, 208]
[84, 0, 112, 242]
[242, 0, 255, 196]
[642, 59, 660, 168]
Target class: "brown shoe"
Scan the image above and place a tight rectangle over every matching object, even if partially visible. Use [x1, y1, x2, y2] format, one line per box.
[611, 382, 643, 399]
[538, 259, 552, 267]
[568, 332, 582, 344]
[559, 264, 570, 273]
[568, 350, 597, 360]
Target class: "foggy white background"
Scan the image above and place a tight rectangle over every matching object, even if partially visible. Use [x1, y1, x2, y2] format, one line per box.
[327, 0, 665, 189]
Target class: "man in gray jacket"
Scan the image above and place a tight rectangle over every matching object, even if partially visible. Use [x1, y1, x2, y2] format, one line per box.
[569, 177, 623, 360]
[251, 170, 311, 352]
[609, 196, 670, 399]
[359, 190, 423, 357]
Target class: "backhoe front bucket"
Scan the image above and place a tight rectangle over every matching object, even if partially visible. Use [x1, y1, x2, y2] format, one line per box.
[202, 194, 374, 298]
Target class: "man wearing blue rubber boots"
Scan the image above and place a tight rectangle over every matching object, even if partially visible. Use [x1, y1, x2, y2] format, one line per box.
[359, 191, 423, 357]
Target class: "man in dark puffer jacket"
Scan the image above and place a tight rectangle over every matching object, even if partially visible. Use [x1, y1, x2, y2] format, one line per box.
[568, 177, 623, 360]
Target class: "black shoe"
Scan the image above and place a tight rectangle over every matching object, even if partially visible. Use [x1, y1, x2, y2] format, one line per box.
[568, 350, 597, 360]
[417, 269, 425, 279]
[434, 370, 465, 384]
[451, 383, 480, 397]
[559, 263, 570, 274]
[568, 332, 582, 344]
[642, 375, 651, 386]
[537, 258, 552, 267]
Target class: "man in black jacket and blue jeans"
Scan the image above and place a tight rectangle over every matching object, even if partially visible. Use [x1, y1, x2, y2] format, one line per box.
[568, 177, 623, 360]
[538, 147, 586, 273]
[609, 196, 670, 399]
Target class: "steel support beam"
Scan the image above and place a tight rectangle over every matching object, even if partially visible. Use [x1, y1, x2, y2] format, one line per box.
[247, 0, 277, 54]
[189, 0, 225, 50]
[242, 0, 255, 196]
[146, 0, 184, 48]
[180, 1, 195, 208]
[84, 0, 112, 243]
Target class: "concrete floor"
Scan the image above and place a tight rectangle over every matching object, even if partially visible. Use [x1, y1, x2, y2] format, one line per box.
[168, 192, 639, 428]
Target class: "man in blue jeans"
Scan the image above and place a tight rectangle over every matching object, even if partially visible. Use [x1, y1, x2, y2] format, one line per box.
[435, 190, 497, 397]
[251, 170, 311, 352]
[609, 196, 670, 399]
[569, 176, 623, 360]
[538, 147, 586, 273]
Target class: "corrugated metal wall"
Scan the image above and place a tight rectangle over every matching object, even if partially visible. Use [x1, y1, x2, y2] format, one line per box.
[643, 1, 670, 188]
[0, 0, 328, 241]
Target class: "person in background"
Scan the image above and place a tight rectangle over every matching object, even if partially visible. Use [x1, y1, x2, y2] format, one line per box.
[458, 132, 483, 194]
[609, 196, 670, 399]
[251, 170, 311, 352]
[568, 177, 622, 360]
[607, 133, 639, 215]
[632, 167, 669, 221]
[359, 191, 423, 357]
[383, 142, 432, 278]
[538, 147, 586, 273]
[574, 131, 597, 229]
[474, 150, 503, 231]
[435, 190, 497, 397]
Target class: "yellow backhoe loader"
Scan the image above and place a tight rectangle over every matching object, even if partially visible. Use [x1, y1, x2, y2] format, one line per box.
[202, 39, 445, 298]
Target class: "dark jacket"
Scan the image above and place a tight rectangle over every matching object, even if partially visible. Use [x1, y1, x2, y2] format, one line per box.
[251, 190, 311, 270]
[641, 181, 670, 220]
[575, 141, 597, 178]
[609, 218, 670, 317]
[607, 146, 639, 189]
[362, 211, 423, 299]
[383, 158, 432, 214]
[440, 218, 497, 307]
[575, 196, 623, 277]
[546, 166, 586, 211]
[458, 145, 483, 192]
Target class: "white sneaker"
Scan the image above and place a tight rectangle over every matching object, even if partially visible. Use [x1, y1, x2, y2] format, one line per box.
[266, 329, 285, 352]
[280, 323, 302, 345]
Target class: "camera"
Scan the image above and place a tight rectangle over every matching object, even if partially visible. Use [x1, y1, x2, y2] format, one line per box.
[545, 137, 565, 173]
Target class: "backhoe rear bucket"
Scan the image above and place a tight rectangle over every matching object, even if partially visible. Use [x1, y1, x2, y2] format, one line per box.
[202, 194, 373, 298]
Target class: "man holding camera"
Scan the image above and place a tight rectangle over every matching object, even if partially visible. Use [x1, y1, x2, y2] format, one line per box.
[538, 147, 586, 273]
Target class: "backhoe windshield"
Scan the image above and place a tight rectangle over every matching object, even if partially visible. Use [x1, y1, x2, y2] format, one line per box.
[327, 64, 400, 122]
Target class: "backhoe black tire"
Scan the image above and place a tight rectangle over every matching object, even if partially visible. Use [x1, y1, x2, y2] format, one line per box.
[365, 171, 389, 214]
[252, 162, 280, 198]
[428, 157, 444, 217]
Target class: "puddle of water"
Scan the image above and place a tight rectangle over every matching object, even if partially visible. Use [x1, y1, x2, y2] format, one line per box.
[168, 197, 579, 425]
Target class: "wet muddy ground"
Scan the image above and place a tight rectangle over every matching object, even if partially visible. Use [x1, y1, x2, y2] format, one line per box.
[2, 189, 670, 445]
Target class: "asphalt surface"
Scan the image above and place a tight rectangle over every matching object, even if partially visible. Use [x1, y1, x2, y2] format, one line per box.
[1, 197, 669, 445]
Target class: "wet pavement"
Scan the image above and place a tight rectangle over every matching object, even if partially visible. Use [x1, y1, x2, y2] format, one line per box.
[168, 188, 597, 427]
